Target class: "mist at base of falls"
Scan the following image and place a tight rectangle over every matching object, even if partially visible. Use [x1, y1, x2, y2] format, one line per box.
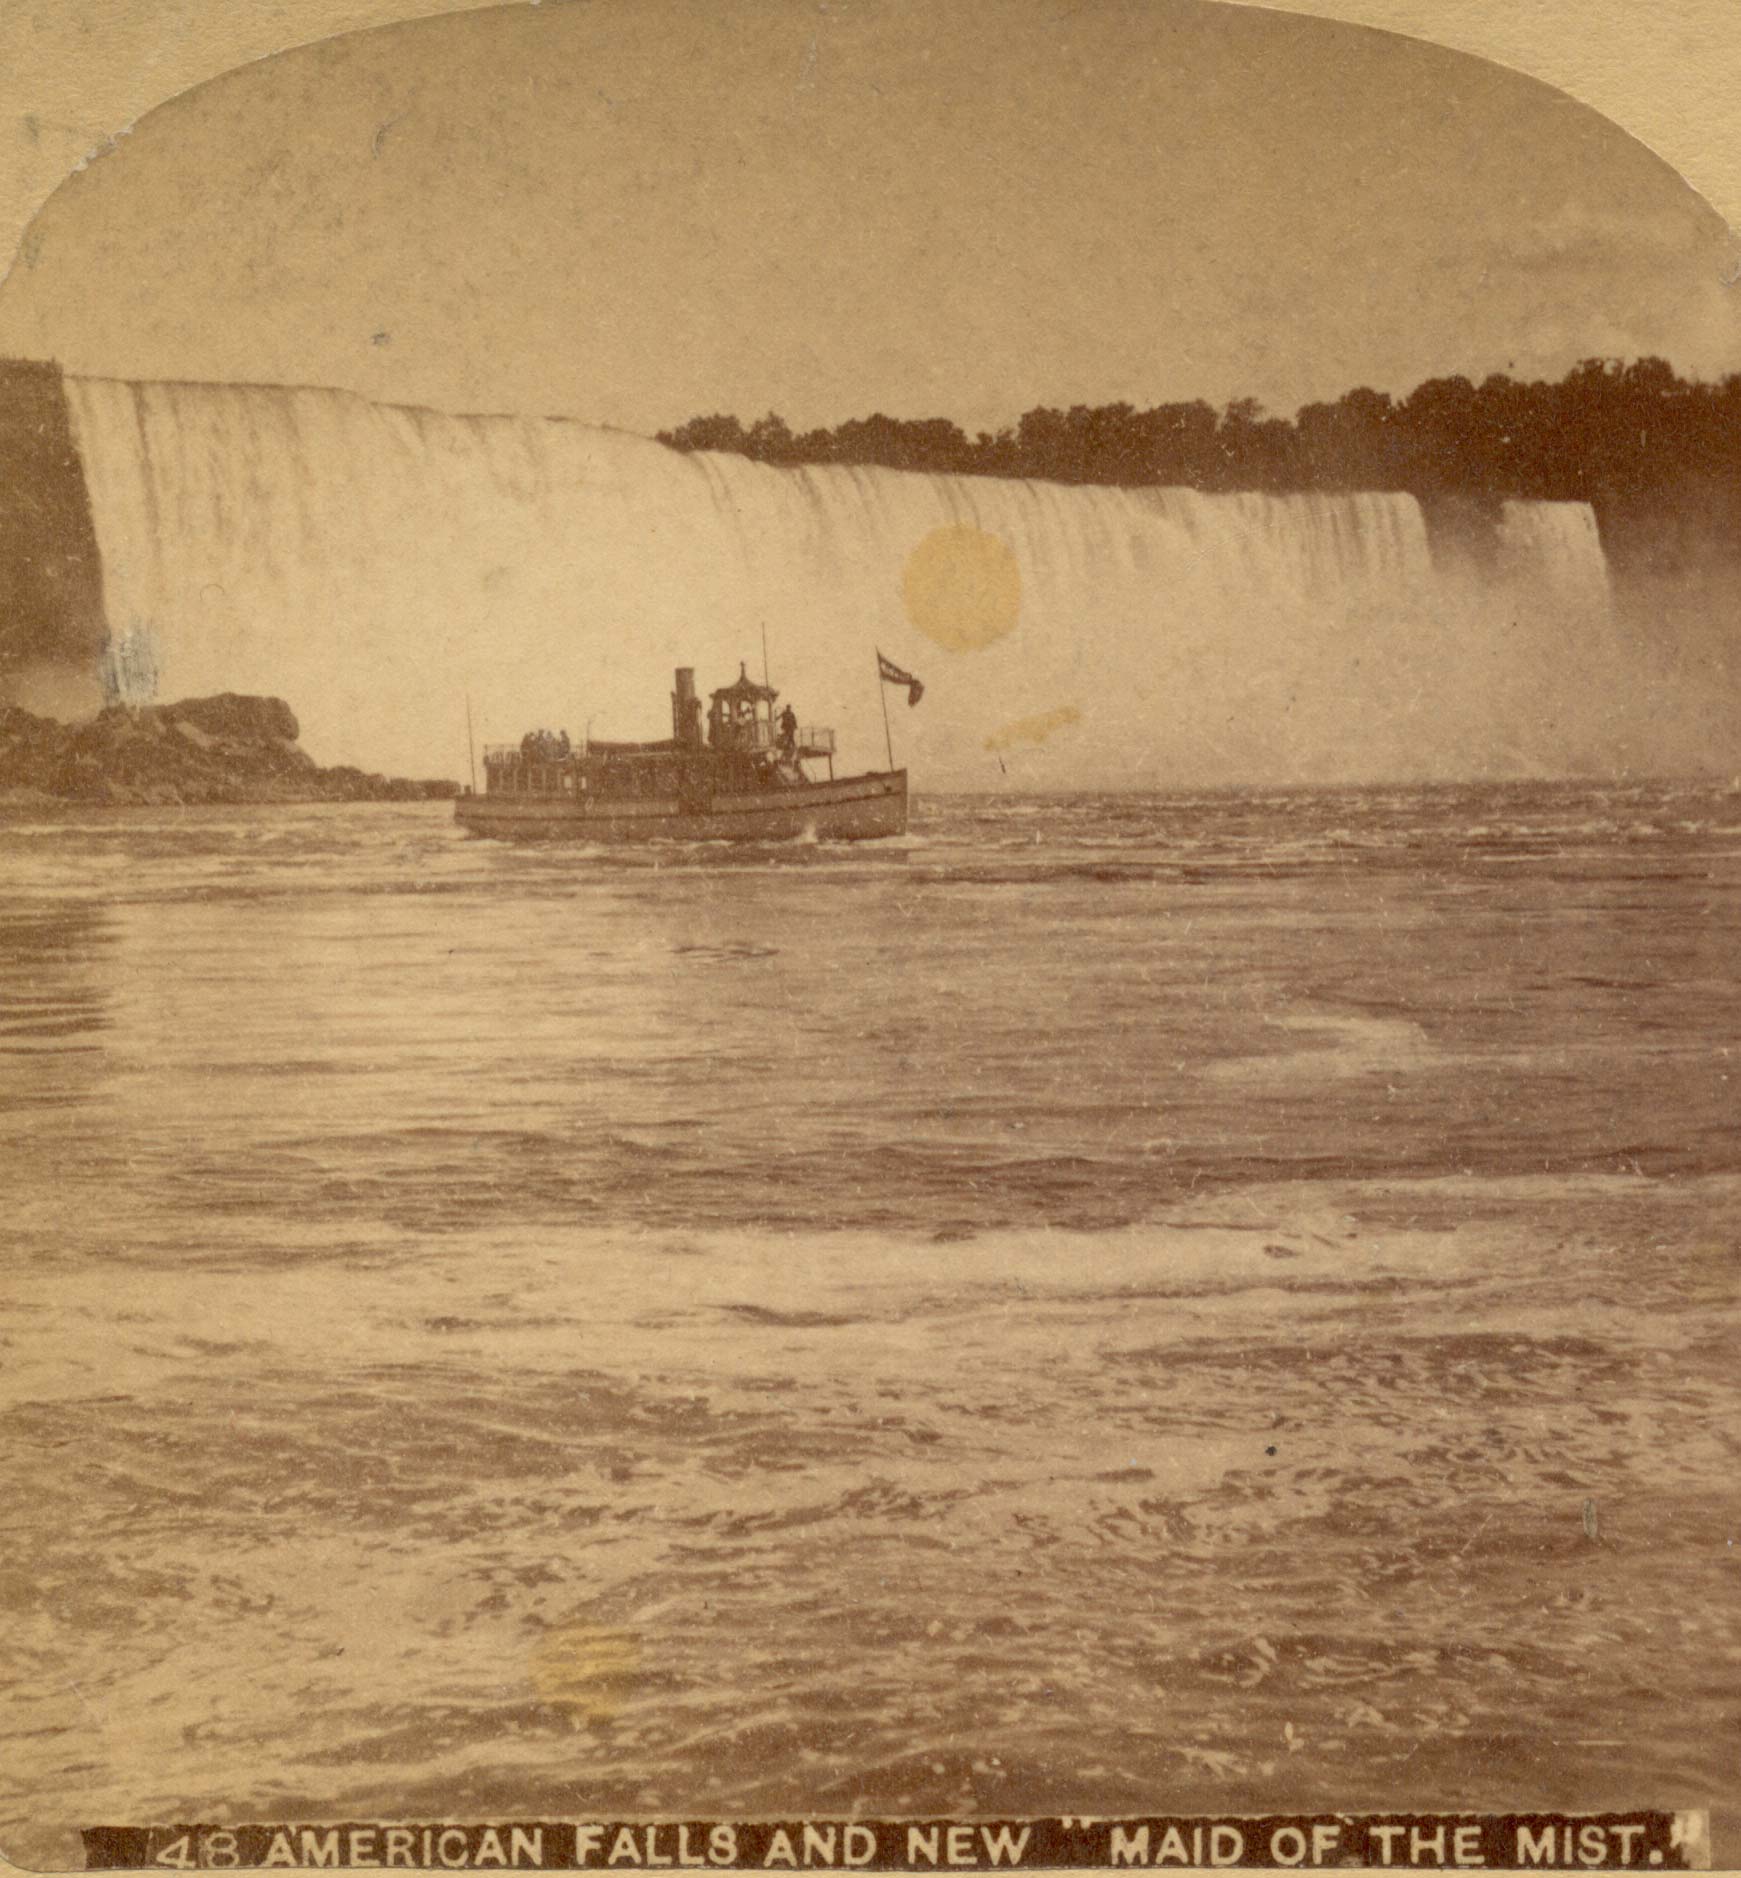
[43, 376, 1739, 788]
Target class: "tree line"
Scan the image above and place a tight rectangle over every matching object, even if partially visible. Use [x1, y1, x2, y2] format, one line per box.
[657, 359, 1741, 567]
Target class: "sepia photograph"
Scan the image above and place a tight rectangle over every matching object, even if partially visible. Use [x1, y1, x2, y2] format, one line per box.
[1, 0, 1737, 1868]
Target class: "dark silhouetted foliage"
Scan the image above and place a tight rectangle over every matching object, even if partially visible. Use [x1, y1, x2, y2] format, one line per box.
[656, 360, 1741, 567]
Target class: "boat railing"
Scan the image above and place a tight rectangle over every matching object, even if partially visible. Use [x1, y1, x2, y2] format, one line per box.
[720, 723, 836, 755]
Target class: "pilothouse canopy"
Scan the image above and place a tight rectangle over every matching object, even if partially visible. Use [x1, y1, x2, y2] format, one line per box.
[708, 661, 783, 754]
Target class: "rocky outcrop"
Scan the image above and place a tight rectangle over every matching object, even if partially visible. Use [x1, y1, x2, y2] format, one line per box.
[0, 693, 460, 806]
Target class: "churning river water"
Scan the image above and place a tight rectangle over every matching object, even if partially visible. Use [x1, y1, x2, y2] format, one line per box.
[2, 785, 1738, 1869]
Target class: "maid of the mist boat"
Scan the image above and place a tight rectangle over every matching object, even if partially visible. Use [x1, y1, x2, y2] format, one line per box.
[453, 654, 922, 842]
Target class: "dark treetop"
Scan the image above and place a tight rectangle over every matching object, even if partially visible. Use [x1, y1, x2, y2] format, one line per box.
[658, 358, 1741, 574]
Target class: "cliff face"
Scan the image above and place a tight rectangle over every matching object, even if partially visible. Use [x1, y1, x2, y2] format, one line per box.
[0, 359, 108, 696]
[0, 692, 459, 806]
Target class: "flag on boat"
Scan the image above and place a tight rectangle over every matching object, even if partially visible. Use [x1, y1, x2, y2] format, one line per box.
[877, 651, 925, 707]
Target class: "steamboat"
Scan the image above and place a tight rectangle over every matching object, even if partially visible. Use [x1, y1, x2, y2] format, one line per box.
[453, 664, 908, 842]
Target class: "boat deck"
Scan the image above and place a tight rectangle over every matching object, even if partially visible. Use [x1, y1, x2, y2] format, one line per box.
[454, 769, 907, 842]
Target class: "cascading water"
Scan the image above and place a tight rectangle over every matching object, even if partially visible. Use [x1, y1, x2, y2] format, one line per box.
[1496, 499, 1613, 614]
[40, 373, 1693, 785]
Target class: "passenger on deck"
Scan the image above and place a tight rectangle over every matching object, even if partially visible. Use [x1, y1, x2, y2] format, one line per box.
[779, 704, 798, 752]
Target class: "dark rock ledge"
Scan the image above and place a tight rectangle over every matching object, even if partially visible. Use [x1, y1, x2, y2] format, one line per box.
[0, 693, 460, 807]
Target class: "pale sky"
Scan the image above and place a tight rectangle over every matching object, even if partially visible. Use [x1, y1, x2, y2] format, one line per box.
[0, 0, 1736, 435]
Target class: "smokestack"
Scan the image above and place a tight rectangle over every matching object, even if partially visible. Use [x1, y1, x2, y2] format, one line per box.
[672, 667, 698, 744]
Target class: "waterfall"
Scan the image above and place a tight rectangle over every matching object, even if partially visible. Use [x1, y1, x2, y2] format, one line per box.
[28, 372, 1700, 785]
[1497, 499, 1613, 615]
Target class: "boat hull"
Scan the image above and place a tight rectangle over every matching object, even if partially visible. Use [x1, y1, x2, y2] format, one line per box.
[453, 769, 907, 843]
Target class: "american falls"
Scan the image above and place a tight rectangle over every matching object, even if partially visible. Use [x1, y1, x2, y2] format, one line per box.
[0, 369, 1719, 786]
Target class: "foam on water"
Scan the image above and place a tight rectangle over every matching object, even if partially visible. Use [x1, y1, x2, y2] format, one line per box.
[2, 787, 1739, 1864]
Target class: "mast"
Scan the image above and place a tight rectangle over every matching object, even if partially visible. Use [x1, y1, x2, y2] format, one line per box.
[464, 693, 478, 795]
[876, 650, 894, 772]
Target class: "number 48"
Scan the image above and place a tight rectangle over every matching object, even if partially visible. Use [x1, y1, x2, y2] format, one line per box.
[154, 1831, 239, 1868]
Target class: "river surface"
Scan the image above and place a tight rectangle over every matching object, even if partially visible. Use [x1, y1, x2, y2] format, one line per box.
[2, 785, 1738, 1869]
